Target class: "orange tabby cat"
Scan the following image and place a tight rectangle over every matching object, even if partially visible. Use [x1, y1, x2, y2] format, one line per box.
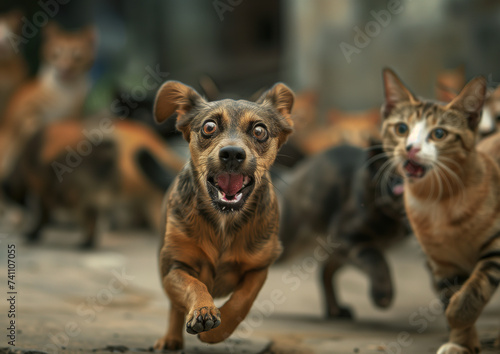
[0, 10, 28, 118]
[381, 68, 500, 354]
[293, 107, 381, 154]
[0, 22, 96, 176]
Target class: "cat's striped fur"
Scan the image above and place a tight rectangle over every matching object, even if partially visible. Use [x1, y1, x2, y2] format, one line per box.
[381, 68, 500, 354]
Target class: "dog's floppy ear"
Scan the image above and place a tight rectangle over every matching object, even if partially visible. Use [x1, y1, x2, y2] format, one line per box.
[381, 68, 418, 118]
[154, 81, 206, 141]
[256, 83, 295, 148]
[446, 76, 487, 130]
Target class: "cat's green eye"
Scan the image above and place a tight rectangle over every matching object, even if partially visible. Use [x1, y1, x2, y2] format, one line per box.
[430, 128, 447, 141]
[395, 123, 408, 137]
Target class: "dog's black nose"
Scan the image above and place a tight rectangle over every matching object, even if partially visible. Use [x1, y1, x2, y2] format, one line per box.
[219, 146, 246, 169]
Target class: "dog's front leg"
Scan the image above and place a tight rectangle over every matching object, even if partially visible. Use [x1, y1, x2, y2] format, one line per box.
[198, 268, 268, 343]
[155, 266, 221, 350]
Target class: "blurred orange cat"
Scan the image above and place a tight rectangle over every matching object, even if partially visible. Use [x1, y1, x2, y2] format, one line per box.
[0, 22, 96, 177]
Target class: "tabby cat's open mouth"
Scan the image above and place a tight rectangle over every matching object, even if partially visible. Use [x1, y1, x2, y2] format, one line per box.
[403, 160, 427, 179]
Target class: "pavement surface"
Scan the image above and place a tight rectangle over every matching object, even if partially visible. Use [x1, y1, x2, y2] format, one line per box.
[0, 226, 499, 354]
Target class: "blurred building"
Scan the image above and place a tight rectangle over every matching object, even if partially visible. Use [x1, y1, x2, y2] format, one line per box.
[2, 0, 500, 122]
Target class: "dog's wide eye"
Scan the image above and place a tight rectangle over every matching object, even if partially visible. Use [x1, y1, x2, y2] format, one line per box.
[430, 128, 447, 141]
[202, 121, 217, 137]
[252, 124, 268, 141]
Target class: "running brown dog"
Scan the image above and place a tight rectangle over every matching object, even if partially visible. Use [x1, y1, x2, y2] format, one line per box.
[151, 80, 294, 350]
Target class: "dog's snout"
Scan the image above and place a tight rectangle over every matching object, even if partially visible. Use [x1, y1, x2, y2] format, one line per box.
[219, 146, 246, 169]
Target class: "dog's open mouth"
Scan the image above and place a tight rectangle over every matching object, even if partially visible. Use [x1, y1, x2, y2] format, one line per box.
[207, 173, 255, 211]
[403, 160, 427, 179]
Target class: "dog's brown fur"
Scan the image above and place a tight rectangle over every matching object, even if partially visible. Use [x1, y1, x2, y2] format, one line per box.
[152, 81, 294, 350]
[382, 69, 500, 353]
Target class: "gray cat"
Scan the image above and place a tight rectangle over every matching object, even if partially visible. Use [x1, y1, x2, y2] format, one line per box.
[278, 143, 409, 318]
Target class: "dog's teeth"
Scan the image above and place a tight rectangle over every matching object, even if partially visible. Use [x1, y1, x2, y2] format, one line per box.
[218, 190, 224, 200]
[231, 208, 234, 212]
[222, 206, 226, 210]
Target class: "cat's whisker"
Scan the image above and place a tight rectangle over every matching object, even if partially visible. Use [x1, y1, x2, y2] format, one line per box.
[373, 157, 396, 185]
[435, 160, 466, 202]
[433, 166, 445, 201]
[364, 144, 385, 152]
[362, 150, 395, 171]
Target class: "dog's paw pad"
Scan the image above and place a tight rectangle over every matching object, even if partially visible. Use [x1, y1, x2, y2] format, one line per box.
[186, 306, 221, 334]
[437, 343, 472, 354]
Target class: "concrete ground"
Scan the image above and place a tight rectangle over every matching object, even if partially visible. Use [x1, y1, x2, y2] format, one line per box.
[0, 228, 499, 354]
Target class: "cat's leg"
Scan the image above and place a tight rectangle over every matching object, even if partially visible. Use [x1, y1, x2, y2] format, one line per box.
[25, 198, 49, 243]
[438, 252, 500, 353]
[432, 271, 468, 310]
[322, 250, 353, 319]
[349, 244, 393, 309]
[437, 327, 479, 354]
[80, 207, 98, 249]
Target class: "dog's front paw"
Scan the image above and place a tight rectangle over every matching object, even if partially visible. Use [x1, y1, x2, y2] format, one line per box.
[437, 343, 471, 354]
[154, 334, 183, 351]
[186, 306, 221, 334]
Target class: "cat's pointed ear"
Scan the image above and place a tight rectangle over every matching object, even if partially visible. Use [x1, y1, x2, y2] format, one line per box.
[256, 83, 295, 148]
[382, 68, 417, 118]
[446, 76, 487, 129]
[154, 81, 206, 141]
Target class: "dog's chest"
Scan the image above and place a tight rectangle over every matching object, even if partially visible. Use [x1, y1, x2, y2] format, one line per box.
[211, 260, 242, 298]
[207, 243, 273, 298]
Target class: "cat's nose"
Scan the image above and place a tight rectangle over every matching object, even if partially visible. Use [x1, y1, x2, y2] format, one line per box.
[406, 145, 421, 159]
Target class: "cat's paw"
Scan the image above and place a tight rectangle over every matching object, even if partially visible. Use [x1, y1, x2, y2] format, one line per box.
[371, 287, 393, 309]
[186, 305, 221, 334]
[326, 305, 354, 320]
[437, 343, 472, 354]
[154, 334, 183, 351]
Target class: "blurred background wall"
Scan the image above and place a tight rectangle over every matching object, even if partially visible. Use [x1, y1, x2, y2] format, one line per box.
[1, 0, 500, 124]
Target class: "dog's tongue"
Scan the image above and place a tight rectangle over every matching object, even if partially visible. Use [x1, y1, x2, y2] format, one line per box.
[217, 173, 243, 196]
